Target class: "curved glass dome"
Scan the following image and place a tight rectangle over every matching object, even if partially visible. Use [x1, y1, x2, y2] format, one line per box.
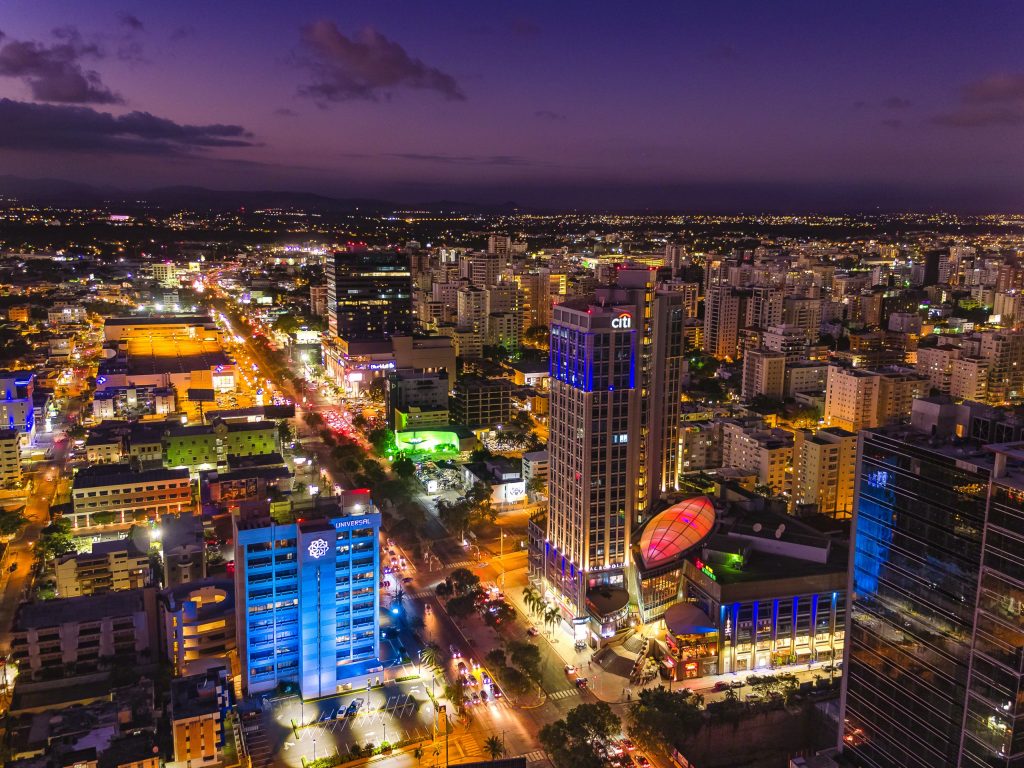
[637, 496, 716, 568]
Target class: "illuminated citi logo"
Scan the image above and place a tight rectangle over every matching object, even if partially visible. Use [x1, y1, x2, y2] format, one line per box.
[611, 312, 632, 329]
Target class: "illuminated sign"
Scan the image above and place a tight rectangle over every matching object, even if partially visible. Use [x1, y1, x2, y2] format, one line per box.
[307, 539, 330, 559]
[611, 312, 633, 330]
[694, 558, 716, 581]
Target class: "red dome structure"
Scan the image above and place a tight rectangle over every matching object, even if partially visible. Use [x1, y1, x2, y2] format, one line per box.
[637, 496, 716, 568]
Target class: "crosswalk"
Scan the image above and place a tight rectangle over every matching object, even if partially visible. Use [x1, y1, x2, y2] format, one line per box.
[519, 749, 547, 764]
[548, 688, 580, 700]
[412, 588, 435, 598]
[445, 559, 477, 569]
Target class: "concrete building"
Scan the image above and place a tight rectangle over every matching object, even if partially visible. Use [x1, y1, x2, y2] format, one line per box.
[169, 667, 231, 768]
[522, 449, 549, 498]
[702, 285, 741, 360]
[784, 361, 829, 397]
[791, 427, 857, 518]
[55, 539, 151, 598]
[823, 366, 928, 433]
[386, 369, 449, 430]
[160, 580, 235, 676]
[10, 588, 159, 681]
[309, 284, 328, 318]
[70, 465, 192, 531]
[741, 349, 787, 400]
[915, 343, 961, 395]
[0, 370, 36, 442]
[721, 421, 794, 494]
[450, 375, 512, 428]
[0, 427, 22, 488]
[161, 513, 206, 586]
[233, 492, 381, 699]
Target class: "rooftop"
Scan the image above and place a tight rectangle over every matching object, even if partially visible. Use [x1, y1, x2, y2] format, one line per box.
[14, 588, 151, 630]
[73, 464, 189, 490]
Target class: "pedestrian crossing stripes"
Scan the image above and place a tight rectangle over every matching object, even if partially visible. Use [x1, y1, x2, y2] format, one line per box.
[548, 688, 580, 700]
[412, 588, 435, 598]
[519, 750, 547, 764]
[444, 559, 476, 569]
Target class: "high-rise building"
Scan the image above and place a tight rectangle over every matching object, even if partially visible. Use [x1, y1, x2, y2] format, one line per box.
[233, 492, 381, 699]
[823, 366, 928, 433]
[326, 250, 413, 341]
[791, 427, 856, 518]
[309, 284, 328, 317]
[840, 417, 1024, 768]
[539, 267, 687, 640]
[703, 285, 741, 360]
[741, 349, 787, 400]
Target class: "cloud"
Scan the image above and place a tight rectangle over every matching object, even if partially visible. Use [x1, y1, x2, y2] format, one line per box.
[385, 152, 532, 166]
[118, 13, 144, 32]
[933, 72, 1024, 128]
[0, 98, 255, 155]
[298, 20, 465, 103]
[274, 107, 298, 117]
[0, 27, 121, 103]
[882, 96, 911, 109]
[963, 73, 1024, 104]
[534, 109, 565, 121]
[510, 19, 541, 37]
[931, 107, 1024, 127]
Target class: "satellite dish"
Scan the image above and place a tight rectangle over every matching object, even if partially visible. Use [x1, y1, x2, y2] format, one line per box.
[752, 523, 762, 533]
[775, 524, 786, 539]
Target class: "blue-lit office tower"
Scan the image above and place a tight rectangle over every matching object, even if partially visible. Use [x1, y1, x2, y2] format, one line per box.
[539, 266, 688, 642]
[234, 491, 381, 699]
[840, 415, 1024, 768]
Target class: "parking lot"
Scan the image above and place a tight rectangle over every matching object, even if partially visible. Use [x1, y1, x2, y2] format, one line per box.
[248, 676, 450, 767]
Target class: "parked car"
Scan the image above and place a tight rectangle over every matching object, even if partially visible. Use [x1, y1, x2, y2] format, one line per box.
[711, 681, 731, 692]
[527, 627, 540, 637]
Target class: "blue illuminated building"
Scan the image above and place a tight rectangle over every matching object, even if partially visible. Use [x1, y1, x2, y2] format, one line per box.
[0, 370, 35, 440]
[233, 490, 381, 699]
[840, 402, 1024, 768]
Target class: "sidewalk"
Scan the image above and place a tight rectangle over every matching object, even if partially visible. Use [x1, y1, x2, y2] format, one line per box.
[505, 582, 839, 705]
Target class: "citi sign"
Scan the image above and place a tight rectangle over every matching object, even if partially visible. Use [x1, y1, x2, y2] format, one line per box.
[611, 312, 633, 330]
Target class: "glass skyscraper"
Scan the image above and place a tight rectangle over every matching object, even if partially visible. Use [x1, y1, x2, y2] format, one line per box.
[841, 424, 1024, 768]
[326, 249, 413, 341]
[233, 491, 381, 699]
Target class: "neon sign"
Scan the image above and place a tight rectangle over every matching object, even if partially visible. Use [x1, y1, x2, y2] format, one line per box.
[611, 312, 632, 330]
[694, 558, 716, 581]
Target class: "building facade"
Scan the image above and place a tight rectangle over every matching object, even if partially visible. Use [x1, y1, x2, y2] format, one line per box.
[326, 250, 413, 341]
[233, 492, 381, 699]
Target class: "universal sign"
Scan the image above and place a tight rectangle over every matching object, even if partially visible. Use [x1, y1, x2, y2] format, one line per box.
[611, 312, 633, 329]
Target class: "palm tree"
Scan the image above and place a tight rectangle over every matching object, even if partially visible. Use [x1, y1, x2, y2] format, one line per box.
[544, 606, 560, 635]
[419, 643, 440, 675]
[484, 735, 505, 761]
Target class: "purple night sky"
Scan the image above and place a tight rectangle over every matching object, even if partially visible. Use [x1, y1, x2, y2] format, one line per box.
[1, 0, 1023, 210]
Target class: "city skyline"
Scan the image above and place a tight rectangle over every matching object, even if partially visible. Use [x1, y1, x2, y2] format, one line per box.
[1, 1, 1023, 211]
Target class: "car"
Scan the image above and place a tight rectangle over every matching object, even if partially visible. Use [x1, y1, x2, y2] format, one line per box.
[480, 688, 489, 702]
[343, 698, 363, 717]
[730, 680, 745, 689]
[403, 577, 414, 584]
[450, 645, 462, 658]
[527, 627, 540, 637]
[619, 739, 636, 752]
[632, 755, 651, 767]
[424, 604, 432, 614]
[564, 664, 576, 676]
[470, 692, 480, 705]
[457, 660, 467, 672]
[711, 681, 731, 692]
[745, 693, 762, 703]
[575, 677, 589, 688]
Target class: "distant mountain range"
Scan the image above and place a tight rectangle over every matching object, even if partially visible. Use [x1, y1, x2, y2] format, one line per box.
[0, 175, 522, 215]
